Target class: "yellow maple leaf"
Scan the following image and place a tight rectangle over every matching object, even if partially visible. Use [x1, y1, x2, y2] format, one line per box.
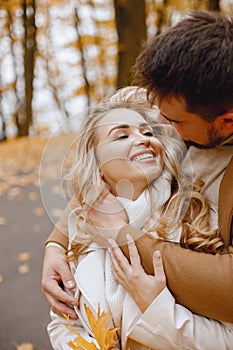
[68, 336, 97, 350]
[85, 304, 118, 350]
[63, 313, 98, 350]
[63, 304, 119, 350]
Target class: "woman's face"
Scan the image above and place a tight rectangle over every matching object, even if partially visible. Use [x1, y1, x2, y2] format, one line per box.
[95, 108, 164, 200]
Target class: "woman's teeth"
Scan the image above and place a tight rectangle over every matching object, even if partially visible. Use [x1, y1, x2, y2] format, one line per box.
[133, 153, 155, 161]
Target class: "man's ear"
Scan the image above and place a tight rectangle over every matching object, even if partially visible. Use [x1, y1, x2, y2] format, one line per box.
[217, 109, 233, 134]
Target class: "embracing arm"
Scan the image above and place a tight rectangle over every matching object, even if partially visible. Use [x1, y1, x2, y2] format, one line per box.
[117, 225, 233, 323]
[42, 198, 79, 318]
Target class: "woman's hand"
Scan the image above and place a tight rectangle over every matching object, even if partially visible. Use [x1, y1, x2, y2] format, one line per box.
[41, 246, 78, 319]
[108, 235, 166, 313]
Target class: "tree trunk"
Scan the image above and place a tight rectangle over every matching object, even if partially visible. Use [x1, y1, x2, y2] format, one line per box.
[19, 0, 35, 136]
[114, 0, 146, 88]
[208, 0, 220, 11]
[0, 109, 6, 141]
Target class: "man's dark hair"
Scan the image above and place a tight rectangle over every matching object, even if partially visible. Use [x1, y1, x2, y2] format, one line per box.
[133, 11, 233, 121]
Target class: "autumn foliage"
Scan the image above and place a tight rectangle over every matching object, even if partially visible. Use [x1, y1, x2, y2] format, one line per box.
[63, 304, 119, 350]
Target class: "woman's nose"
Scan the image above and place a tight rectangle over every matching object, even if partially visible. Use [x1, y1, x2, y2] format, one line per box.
[134, 135, 151, 146]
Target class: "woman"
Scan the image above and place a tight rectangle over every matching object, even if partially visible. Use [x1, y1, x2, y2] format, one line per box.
[47, 101, 232, 350]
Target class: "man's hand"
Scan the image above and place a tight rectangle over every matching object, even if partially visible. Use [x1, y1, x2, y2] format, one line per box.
[85, 192, 128, 248]
[109, 235, 166, 312]
[42, 246, 78, 319]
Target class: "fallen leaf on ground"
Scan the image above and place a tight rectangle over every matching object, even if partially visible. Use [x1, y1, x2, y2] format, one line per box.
[15, 342, 34, 350]
[33, 224, 41, 232]
[18, 252, 31, 262]
[18, 264, 30, 274]
[0, 134, 75, 197]
[7, 187, 25, 201]
[0, 217, 6, 225]
[33, 207, 45, 216]
[28, 192, 38, 200]
[0, 274, 3, 283]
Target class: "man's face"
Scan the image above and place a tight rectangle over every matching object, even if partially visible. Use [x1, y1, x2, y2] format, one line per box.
[159, 98, 226, 148]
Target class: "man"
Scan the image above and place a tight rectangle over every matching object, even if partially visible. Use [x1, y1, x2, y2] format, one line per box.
[42, 11, 233, 323]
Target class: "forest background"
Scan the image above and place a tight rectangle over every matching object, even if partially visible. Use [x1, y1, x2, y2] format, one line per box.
[0, 1, 232, 350]
[0, 0, 232, 139]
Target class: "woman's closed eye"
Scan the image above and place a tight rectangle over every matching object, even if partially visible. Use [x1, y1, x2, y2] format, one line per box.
[114, 131, 153, 141]
[114, 134, 129, 141]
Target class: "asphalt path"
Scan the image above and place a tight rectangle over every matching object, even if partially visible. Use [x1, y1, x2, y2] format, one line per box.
[0, 184, 54, 350]
[0, 134, 78, 350]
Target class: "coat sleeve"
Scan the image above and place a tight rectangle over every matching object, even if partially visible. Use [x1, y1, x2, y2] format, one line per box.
[48, 309, 99, 350]
[117, 225, 233, 323]
[127, 288, 233, 350]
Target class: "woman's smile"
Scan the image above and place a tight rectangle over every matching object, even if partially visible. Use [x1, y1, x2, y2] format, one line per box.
[130, 149, 156, 162]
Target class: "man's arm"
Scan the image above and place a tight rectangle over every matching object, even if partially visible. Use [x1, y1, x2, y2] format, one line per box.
[42, 197, 79, 319]
[42, 244, 78, 319]
[118, 224, 233, 323]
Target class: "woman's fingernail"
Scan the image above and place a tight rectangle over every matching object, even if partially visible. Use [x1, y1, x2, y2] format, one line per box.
[154, 250, 161, 258]
[108, 238, 117, 247]
[126, 234, 133, 242]
[67, 280, 75, 289]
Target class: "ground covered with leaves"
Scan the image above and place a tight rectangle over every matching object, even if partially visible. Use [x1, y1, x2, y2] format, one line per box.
[0, 134, 76, 350]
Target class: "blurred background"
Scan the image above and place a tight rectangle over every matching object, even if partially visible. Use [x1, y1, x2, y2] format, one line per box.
[0, 1, 232, 349]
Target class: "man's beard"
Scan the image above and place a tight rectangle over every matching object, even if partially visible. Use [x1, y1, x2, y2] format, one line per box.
[184, 125, 226, 149]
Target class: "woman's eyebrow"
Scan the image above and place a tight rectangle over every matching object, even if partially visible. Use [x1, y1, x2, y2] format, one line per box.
[107, 122, 150, 136]
[107, 124, 129, 136]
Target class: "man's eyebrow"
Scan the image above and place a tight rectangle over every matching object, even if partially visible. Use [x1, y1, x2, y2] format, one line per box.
[107, 122, 150, 136]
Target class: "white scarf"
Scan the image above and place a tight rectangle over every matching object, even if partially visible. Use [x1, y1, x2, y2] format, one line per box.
[105, 175, 171, 330]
